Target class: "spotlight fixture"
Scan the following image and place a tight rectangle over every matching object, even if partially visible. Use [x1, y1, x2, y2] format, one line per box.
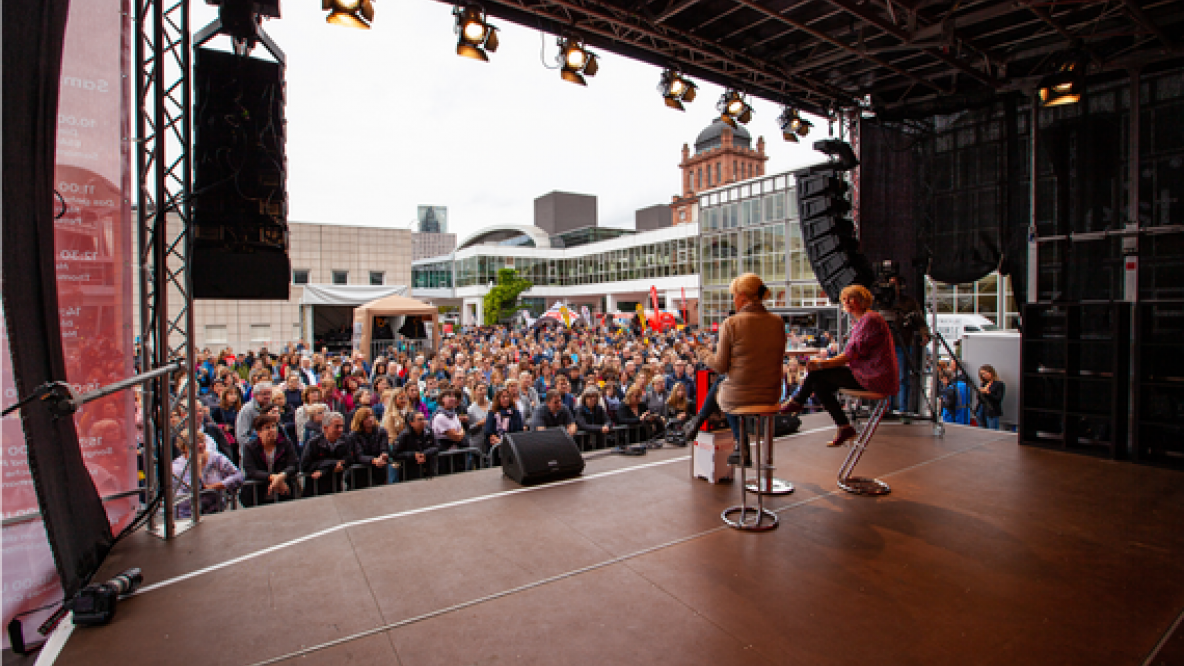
[454, 4, 498, 61]
[717, 89, 752, 128]
[658, 69, 697, 111]
[558, 36, 598, 86]
[1037, 51, 1086, 107]
[778, 107, 813, 142]
[323, 0, 373, 29]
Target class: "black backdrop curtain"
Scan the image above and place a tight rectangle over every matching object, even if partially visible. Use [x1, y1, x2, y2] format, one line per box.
[3, 0, 115, 603]
[858, 122, 922, 287]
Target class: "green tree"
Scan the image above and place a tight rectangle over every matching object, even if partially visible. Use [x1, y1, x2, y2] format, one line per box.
[483, 268, 533, 325]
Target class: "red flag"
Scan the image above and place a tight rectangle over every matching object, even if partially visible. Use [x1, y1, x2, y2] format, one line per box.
[680, 287, 689, 326]
[649, 286, 662, 330]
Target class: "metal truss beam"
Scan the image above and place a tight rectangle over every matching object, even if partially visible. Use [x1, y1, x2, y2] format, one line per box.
[135, 0, 199, 538]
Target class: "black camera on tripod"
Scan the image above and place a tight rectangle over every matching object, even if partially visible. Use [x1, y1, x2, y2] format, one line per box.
[871, 260, 899, 311]
[71, 568, 143, 626]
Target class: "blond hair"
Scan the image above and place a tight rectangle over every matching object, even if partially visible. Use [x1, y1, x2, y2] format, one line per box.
[839, 284, 874, 309]
[729, 272, 767, 300]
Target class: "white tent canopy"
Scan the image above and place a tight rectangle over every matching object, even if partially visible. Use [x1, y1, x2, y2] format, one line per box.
[299, 284, 406, 306]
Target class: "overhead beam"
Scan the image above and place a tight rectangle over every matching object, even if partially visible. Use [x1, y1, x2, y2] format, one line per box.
[824, 0, 1001, 87]
[1119, 0, 1180, 53]
[725, 0, 950, 94]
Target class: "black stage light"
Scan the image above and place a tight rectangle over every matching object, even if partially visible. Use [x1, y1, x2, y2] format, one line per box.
[779, 107, 812, 142]
[718, 89, 752, 128]
[323, 0, 373, 29]
[558, 36, 597, 85]
[813, 138, 859, 171]
[1038, 52, 1085, 107]
[455, 4, 498, 62]
[659, 69, 697, 111]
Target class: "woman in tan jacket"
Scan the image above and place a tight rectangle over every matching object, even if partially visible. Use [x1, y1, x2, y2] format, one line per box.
[684, 273, 786, 465]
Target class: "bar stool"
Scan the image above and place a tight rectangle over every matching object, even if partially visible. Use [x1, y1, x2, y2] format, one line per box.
[835, 389, 891, 496]
[721, 404, 792, 531]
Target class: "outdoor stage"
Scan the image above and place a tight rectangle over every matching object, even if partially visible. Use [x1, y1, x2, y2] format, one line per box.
[49, 415, 1184, 666]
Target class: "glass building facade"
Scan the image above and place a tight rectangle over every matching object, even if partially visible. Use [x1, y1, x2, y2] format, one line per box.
[421, 236, 701, 290]
[697, 174, 826, 329]
[926, 272, 1020, 329]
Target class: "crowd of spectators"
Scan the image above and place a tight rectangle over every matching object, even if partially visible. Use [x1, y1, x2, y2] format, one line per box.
[162, 321, 799, 511]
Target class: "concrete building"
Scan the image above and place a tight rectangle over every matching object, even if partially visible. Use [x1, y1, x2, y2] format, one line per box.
[412, 232, 457, 260]
[147, 221, 414, 353]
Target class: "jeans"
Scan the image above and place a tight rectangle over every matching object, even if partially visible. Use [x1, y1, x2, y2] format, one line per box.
[894, 343, 912, 412]
[698, 376, 744, 445]
[976, 405, 1000, 430]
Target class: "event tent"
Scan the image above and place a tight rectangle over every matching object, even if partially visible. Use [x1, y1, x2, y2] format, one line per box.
[352, 293, 438, 359]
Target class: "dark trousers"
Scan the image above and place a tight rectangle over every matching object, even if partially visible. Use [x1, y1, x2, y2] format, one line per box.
[792, 367, 864, 427]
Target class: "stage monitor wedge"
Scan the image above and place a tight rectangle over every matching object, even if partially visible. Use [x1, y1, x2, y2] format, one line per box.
[501, 429, 585, 485]
[192, 47, 289, 300]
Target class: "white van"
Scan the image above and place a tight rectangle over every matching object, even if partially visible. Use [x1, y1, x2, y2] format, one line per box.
[934, 314, 1001, 344]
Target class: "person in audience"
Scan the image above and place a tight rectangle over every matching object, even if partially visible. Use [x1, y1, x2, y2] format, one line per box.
[405, 383, 431, 420]
[644, 374, 670, 435]
[271, 387, 297, 446]
[381, 388, 408, 438]
[295, 385, 324, 437]
[484, 388, 524, 456]
[283, 374, 303, 410]
[235, 381, 273, 457]
[574, 387, 612, 448]
[505, 379, 533, 423]
[211, 384, 242, 433]
[615, 386, 648, 439]
[975, 364, 1005, 430]
[555, 375, 576, 411]
[529, 389, 578, 436]
[467, 384, 492, 450]
[301, 403, 326, 450]
[348, 407, 390, 489]
[431, 389, 467, 452]
[241, 413, 298, 507]
[300, 411, 352, 497]
[393, 411, 438, 481]
[666, 359, 696, 404]
[518, 371, 540, 410]
[172, 431, 243, 518]
[666, 381, 694, 424]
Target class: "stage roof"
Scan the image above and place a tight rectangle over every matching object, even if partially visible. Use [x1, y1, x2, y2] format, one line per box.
[474, 0, 1183, 117]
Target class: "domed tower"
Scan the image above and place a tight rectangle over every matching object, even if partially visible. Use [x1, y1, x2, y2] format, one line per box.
[671, 118, 767, 225]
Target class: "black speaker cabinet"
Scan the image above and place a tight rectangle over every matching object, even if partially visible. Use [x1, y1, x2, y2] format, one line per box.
[501, 429, 585, 485]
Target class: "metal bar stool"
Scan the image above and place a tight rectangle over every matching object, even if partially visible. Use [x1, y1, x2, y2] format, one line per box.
[836, 389, 891, 496]
[721, 404, 792, 531]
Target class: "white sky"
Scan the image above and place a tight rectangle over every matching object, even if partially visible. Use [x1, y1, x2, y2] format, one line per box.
[192, 0, 834, 240]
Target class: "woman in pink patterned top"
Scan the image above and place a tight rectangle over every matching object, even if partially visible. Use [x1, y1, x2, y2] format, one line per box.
[781, 284, 899, 446]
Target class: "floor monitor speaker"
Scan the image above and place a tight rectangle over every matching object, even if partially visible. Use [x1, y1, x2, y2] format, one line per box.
[502, 429, 585, 485]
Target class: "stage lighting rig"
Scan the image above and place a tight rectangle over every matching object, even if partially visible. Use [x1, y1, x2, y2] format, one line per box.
[779, 107, 812, 142]
[1037, 50, 1086, 107]
[558, 36, 598, 85]
[717, 89, 752, 128]
[659, 69, 697, 111]
[455, 4, 498, 62]
[323, 0, 374, 29]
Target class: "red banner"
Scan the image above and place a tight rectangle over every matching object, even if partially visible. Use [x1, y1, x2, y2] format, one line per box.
[2, 0, 134, 647]
[648, 286, 661, 331]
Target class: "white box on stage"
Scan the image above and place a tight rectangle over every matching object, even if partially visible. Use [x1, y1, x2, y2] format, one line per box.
[694, 430, 734, 483]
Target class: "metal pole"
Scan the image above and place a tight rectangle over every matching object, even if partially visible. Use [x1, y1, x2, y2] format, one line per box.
[1028, 95, 1040, 304]
[1125, 68, 1141, 456]
[182, 0, 200, 530]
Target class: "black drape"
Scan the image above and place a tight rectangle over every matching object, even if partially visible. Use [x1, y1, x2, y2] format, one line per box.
[859, 122, 921, 285]
[3, 0, 115, 603]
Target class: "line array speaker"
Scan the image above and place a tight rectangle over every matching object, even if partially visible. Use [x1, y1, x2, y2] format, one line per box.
[795, 170, 873, 302]
[192, 47, 289, 300]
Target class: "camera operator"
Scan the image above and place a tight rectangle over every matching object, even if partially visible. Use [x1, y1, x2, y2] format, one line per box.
[880, 272, 929, 416]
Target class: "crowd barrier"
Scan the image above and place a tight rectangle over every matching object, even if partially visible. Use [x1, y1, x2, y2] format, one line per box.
[173, 423, 654, 519]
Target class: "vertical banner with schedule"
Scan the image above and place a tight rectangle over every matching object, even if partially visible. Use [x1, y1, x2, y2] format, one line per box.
[2, 0, 134, 647]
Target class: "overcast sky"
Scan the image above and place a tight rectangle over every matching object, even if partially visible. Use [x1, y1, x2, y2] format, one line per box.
[192, 0, 833, 240]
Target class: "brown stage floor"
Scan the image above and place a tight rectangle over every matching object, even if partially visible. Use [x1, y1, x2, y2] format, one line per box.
[53, 416, 1184, 666]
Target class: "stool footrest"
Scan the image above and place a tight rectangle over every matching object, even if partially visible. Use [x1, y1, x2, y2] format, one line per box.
[722, 506, 779, 531]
